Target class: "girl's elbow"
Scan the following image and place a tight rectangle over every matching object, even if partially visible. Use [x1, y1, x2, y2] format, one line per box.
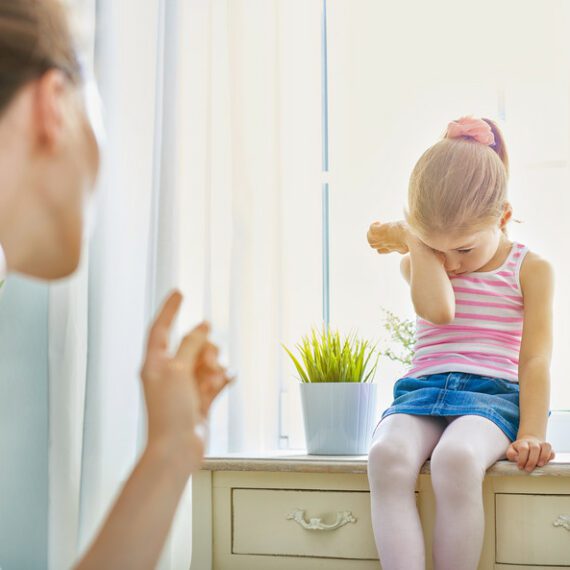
[417, 308, 455, 325]
[431, 312, 454, 325]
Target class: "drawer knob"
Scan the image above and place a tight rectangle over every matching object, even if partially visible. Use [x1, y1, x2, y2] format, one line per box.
[553, 514, 570, 531]
[286, 509, 357, 531]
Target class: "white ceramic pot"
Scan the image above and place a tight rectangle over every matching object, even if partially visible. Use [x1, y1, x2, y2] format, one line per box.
[300, 382, 378, 455]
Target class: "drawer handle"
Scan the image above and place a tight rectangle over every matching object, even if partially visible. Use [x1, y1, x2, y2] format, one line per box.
[286, 509, 357, 531]
[553, 515, 570, 531]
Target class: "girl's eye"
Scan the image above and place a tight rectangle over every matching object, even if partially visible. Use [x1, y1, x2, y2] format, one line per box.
[458, 249, 473, 254]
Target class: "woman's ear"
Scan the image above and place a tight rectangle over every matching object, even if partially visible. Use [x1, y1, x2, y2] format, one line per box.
[499, 202, 513, 229]
[34, 69, 69, 152]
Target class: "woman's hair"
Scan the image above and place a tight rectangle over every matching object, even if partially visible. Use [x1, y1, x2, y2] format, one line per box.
[0, 0, 81, 114]
[405, 117, 512, 236]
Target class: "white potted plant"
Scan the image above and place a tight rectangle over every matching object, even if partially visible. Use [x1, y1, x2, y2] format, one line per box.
[379, 307, 416, 368]
[282, 327, 379, 455]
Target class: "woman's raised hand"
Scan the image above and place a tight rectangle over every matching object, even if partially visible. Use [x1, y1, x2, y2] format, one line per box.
[74, 291, 232, 569]
[140, 291, 231, 474]
[367, 220, 410, 254]
[194, 338, 233, 418]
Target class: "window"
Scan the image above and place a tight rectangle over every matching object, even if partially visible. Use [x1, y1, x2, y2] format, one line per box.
[179, 1, 570, 453]
[278, 1, 570, 449]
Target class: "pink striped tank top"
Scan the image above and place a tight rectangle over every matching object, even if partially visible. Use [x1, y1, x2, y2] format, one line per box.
[403, 241, 529, 383]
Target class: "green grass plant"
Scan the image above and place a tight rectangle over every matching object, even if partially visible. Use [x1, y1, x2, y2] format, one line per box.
[282, 326, 379, 383]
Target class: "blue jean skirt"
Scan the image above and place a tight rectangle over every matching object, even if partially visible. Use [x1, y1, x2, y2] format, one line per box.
[377, 371, 551, 443]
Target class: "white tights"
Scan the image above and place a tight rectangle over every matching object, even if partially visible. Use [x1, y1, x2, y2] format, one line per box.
[367, 413, 510, 570]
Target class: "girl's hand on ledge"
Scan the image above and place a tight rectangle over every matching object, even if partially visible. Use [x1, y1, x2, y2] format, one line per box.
[506, 434, 556, 472]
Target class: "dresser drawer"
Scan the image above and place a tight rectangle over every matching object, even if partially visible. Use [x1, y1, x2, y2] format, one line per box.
[232, 488, 390, 560]
[495, 493, 570, 566]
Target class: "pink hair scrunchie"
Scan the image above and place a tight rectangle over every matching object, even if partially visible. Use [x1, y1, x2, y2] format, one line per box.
[445, 116, 495, 146]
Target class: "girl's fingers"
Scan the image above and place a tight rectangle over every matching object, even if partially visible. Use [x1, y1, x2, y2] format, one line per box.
[510, 441, 556, 469]
[146, 291, 183, 353]
[514, 442, 530, 469]
[505, 444, 518, 461]
[375, 246, 407, 254]
[525, 445, 541, 470]
[517, 441, 555, 469]
[538, 442, 553, 466]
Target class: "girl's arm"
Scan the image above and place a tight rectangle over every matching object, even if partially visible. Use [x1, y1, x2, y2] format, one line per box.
[368, 220, 455, 324]
[402, 233, 455, 325]
[506, 253, 556, 471]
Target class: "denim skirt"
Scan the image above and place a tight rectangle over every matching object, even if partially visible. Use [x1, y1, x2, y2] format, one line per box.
[377, 371, 551, 443]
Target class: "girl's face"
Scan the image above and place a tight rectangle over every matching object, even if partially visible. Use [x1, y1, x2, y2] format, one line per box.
[415, 224, 507, 276]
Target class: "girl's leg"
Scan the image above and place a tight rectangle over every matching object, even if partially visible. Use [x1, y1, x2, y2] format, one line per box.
[368, 413, 448, 570]
[430, 415, 510, 570]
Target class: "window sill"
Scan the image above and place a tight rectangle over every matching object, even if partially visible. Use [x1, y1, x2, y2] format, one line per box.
[202, 450, 570, 477]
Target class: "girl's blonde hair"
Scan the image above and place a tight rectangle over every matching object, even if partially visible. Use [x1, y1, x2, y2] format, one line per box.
[405, 118, 511, 237]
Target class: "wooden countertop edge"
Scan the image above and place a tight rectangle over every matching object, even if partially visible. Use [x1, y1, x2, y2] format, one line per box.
[201, 456, 570, 477]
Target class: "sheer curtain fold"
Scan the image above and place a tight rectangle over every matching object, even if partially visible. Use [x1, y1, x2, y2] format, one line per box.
[47, 263, 88, 570]
[48, 1, 293, 567]
[224, 0, 283, 453]
[176, 0, 286, 455]
[48, 0, 182, 566]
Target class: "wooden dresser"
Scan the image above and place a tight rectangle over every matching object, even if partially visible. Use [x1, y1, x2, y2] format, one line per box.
[190, 452, 570, 570]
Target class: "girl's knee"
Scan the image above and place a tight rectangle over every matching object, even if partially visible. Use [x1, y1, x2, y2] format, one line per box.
[368, 438, 420, 489]
[430, 442, 485, 491]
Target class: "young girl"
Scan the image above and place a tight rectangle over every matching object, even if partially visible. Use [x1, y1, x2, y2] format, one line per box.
[366, 116, 556, 570]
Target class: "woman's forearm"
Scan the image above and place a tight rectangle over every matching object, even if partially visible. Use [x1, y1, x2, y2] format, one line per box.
[517, 357, 551, 440]
[74, 441, 195, 570]
[407, 236, 455, 324]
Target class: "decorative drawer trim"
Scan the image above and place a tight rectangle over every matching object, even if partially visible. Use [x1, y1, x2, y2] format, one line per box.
[286, 509, 357, 531]
[553, 514, 570, 531]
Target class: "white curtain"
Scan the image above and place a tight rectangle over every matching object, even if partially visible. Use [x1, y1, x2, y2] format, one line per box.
[48, 0, 191, 566]
[179, 0, 327, 454]
[162, 0, 304, 456]
[48, 263, 89, 569]
[48, 0, 327, 567]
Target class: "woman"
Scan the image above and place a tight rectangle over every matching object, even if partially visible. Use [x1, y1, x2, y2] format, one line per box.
[0, 0, 230, 567]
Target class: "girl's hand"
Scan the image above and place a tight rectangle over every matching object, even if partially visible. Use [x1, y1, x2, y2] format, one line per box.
[140, 291, 231, 474]
[367, 220, 410, 254]
[506, 435, 556, 472]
